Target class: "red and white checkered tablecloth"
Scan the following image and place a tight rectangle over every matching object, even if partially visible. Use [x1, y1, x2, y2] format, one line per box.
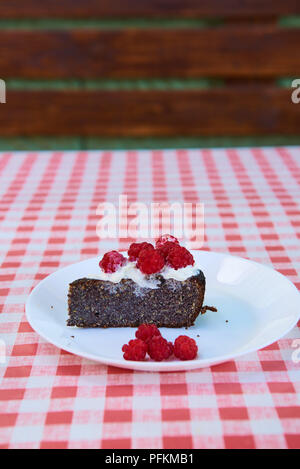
[0, 147, 299, 449]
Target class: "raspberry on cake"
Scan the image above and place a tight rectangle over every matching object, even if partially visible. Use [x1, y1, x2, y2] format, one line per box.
[99, 251, 127, 273]
[156, 234, 179, 249]
[128, 242, 154, 261]
[137, 248, 165, 275]
[67, 236, 206, 328]
[166, 245, 194, 270]
[157, 241, 178, 260]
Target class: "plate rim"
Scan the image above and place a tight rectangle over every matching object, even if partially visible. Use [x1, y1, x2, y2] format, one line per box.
[25, 250, 300, 372]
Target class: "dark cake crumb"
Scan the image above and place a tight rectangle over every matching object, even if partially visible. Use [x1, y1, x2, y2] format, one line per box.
[201, 305, 217, 315]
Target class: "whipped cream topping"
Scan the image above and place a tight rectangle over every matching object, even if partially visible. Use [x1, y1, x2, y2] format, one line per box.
[88, 260, 200, 289]
[162, 264, 199, 281]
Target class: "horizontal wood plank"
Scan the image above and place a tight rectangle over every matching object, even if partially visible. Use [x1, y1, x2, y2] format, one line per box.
[0, 0, 299, 19]
[0, 27, 299, 79]
[0, 88, 298, 137]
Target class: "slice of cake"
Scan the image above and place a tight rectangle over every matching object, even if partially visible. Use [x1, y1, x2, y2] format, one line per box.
[67, 235, 206, 328]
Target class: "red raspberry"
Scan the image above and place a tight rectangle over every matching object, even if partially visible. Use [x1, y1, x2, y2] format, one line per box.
[174, 336, 198, 360]
[135, 323, 161, 344]
[99, 251, 126, 273]
[166, 245, 194, 270]
[157, 241, 178, 260]
[137, 249, 165, 275]
[148, 336, 173, 361]
[156, 234, 179, 249]
[122, 339, 148, 361]
[128, 242, 154, 261]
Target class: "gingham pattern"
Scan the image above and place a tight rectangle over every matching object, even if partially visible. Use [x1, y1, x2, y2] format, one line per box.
[0, 148, 299, 450]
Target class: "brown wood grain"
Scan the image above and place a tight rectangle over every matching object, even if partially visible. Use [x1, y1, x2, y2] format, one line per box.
[0, 0, 299, 18]
[0, 88, 298, 137]
[1, 27, 299, 79]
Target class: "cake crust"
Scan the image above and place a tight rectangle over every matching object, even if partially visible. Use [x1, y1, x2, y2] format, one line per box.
[67, 271, 206, 328]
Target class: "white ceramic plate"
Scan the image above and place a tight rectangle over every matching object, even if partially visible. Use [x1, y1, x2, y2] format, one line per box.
[26, 251, 300, 372]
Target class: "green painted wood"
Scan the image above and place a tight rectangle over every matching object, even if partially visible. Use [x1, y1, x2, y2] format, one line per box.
[0, 136, 299, 152]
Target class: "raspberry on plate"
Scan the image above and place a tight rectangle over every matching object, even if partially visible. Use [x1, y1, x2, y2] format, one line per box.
[148, 335, 173, 361]
[137, 248, 165, 275]
[166, 245, 194, 270]
[128, 242, 154, 261]
[174, 335, 198, 360]
[122, 339, 148, 361]
[135, 323, 161, 344]
[156, 234, 179, 249]
[99, 251, 126, 273]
